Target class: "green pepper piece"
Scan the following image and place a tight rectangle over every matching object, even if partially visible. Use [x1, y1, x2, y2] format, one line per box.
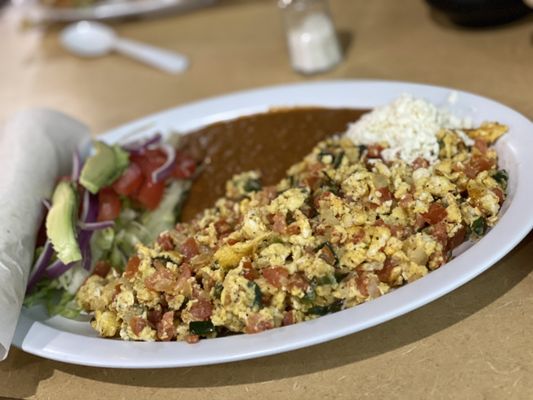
[308, 300, 343, 315]
[213, 283, 223, 299]
[314, 274, 337, 286]
[471, 217, 487, 237]
[493, 169, 508, 190]
[248, 281, 262, 308]
[189, 320, 215, 336]
[244, 178, 262, 192]
[333, 151, 345, 169]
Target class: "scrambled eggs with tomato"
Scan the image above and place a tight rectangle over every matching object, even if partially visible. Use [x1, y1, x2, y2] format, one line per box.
[76, 122, 508, 342]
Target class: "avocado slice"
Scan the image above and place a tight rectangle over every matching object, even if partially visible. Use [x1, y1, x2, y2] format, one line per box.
[79, 141, 129, 194]
[46, 181, 82, 264]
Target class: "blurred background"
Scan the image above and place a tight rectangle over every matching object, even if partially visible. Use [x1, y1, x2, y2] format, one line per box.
[0, 0, 531, 135]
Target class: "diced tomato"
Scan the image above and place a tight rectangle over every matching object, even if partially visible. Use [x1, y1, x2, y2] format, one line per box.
[175, 264, 193, 295]
[157, 233, 174, 251]
[214, 219, 232, 237]
[492, 187, 505, 204]
[286, 224, 301, 235]
[156, 311, 176, 341]
[287, 272, 309, 292]
[97, 188, 121, 222]
[376, 257, 398, 285]
[93, 260, 111, 278]
[124, 256, 140, 279]
[446, 225, 467, 252]
[185, 334, 200, 344]
[270, 213, 286, 234]
[242, 260, 259, 281]
[180, 238, 200, 260]
[145, 267, 177, 293]
[464, 155, 494, 179]
[130, 316, 147, 336]
[355, 273, 370, 297]
[412, 157, 429, 170]
[262, 266, 289, 288]
[245, 314, 273, 334]
[132, 148, 167, 179]
[414, 214, 427, 231]
[304, 174, 321, 190]
[282, 311, 295, 326]
[189, 299, 213, 321]
[350, 230, 365, 244]
[226, 238, 239, 245]
[421, 203, 447, 225]
[112, 162, 143, 196]
[367, 144, 384, 158]
[400, 194, 413, 209]
[136, 179, 165, 210]
[377, 187, 392, 202]
[147, 309, 163, 326]
[173, 151, 196, 179]
[430, 221, 449, 248]
[473, 139, 488, 154]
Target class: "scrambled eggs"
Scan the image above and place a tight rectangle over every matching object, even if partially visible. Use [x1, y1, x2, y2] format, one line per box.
[77, 122, 508, 342]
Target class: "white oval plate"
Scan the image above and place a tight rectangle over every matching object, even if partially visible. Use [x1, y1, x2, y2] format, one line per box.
[13, 80, 533, 368]
[21, 0, 216, 23]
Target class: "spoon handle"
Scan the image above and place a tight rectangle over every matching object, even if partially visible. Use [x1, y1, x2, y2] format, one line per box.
[114, 38, 189, 74]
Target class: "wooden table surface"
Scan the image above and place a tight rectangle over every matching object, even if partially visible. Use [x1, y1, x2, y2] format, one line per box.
[1, 1, 533, 399]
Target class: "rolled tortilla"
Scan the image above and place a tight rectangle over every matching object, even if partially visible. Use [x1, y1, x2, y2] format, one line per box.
[0, 109, 90, 360]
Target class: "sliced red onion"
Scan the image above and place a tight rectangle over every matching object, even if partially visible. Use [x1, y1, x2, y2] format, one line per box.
[26, 240, 54, 293]
[80, 190, 98, 223]
[42, 198, 51, 210]
[78, 229, 94, 271]
[77, 190, 99, 270]
[45, 258, 76, 279]
[151, 144, 176, 183]
[122, 133, 162, 154]
[71, 149, 81, 182]
[78, 220, 114, 230]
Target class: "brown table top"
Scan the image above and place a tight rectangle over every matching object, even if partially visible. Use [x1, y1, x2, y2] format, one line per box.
[1, 1, 533, 399]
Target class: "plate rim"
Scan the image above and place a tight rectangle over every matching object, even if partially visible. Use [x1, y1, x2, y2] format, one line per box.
[21, 0, 216, 22]
[13, 79, 533, 368]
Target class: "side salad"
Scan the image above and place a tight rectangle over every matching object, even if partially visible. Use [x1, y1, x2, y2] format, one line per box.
[24, 133, 198, 318]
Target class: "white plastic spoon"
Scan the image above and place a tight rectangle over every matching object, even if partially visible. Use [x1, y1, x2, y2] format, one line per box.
[60, 21, 189, 74]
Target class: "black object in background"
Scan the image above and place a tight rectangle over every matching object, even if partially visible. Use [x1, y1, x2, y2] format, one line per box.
[426, 0, 531, 27]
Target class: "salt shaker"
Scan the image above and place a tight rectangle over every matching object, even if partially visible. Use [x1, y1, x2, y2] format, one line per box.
[278, 0, 342, 75]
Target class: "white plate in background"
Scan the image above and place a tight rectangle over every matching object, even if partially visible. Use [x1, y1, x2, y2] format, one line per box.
[20, 0, 216, 22]
[13, 80, 533, 368]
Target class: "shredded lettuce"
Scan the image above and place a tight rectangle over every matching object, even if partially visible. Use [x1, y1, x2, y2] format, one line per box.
[24, 278, 82, 319]
[141, 180, 190, 239]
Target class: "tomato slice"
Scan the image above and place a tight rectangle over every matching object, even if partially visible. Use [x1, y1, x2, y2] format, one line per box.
[136, 179, 165, 210]
[97, 188, 121, 221]
[112, 162, 143, 196]
[421, 203, 447, 225]
[173, 152, 196, 179]
[132, 149, 168, 179]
